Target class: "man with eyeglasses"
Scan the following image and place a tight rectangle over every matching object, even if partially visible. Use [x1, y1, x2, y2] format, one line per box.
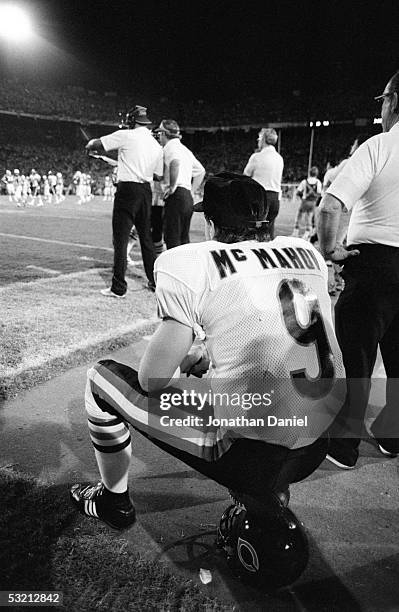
[318, 70, 399, 469]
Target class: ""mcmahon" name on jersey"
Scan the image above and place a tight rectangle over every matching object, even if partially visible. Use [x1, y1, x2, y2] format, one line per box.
[210, 246, 321, 279]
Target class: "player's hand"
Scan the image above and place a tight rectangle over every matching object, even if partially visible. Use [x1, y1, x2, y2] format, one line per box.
[180, 346, 210, 378]
[328, 244, 360, 262]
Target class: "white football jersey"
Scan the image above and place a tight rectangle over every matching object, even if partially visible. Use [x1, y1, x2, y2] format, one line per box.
[154, 236, 345, 455]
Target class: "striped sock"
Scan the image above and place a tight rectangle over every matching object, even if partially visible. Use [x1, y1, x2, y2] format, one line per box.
[88, 414, 132, 494]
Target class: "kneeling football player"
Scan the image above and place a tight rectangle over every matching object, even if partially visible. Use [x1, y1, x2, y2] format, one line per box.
[70, 172, 344, 589]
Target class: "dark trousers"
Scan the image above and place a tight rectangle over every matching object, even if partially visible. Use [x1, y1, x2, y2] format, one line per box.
[111, 182, 156, 294]
[265, 190, 280, 239]
[151, 205, 164, 245]
[92, 359, 328, 505]
[146, 429, 327, 507]
[333, 244, 399, 455]
[163, 187, 193, 249]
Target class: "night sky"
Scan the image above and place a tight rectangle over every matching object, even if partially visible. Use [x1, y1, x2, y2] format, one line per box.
[2, 0, 399, 101]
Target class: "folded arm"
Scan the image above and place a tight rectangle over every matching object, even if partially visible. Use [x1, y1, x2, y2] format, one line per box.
[138, 319, 195, 392]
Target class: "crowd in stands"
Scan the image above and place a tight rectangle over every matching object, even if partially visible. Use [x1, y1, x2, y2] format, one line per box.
[0, 80, 381, 195]
[0, 78, 378, 127]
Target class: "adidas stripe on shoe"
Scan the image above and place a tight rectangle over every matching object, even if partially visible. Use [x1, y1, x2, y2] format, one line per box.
[70, 482, 136, 530]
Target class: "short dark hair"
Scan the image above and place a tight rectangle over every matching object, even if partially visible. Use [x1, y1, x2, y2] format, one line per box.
[210, 222, 270, 244]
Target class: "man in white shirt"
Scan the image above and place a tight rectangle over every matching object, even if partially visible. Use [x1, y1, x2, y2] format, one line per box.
[318, 70, 399, 469]
[244, 128, 284, 238]
[86, 106, 163, 296]
[154, 119, 205, 249]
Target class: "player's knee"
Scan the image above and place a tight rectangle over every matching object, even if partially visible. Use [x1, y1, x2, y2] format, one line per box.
[85, 363, 115, 420]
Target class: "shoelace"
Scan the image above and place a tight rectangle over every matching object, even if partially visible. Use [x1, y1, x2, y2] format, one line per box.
[79, 482, 104, 500]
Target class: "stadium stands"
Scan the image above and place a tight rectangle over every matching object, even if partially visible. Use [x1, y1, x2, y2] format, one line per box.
[0, 78, 381, 190]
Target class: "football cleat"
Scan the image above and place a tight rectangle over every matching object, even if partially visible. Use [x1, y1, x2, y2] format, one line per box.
[70, 482, 136, 530]
[377, 443, 398, 458]
[365, 421, 399, 458]
[325, 439, 357, 469]
[217, 497, 309, 590]
[100, 287, 126, 299]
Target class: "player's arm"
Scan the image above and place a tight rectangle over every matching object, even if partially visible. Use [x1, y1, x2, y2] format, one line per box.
[138, 319, 195, 392]
[318, 194, 359, 261]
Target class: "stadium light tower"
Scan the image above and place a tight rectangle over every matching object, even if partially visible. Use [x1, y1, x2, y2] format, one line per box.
[0, 4, 33, 43]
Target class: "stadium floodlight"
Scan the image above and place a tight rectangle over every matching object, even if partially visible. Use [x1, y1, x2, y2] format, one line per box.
[374, 117, 382, 124]
[309, 121, 314, 127]
[323, 120, 330, 126]
[0, 4, 33, 42]
[315, 121, 321, 127]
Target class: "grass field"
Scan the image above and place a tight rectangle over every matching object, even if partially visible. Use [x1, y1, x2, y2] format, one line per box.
[0, 196, 160, 398]
[0, 467, 233, 611]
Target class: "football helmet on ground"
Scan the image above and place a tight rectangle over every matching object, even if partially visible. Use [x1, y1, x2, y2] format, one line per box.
[217, 495, 309, 590]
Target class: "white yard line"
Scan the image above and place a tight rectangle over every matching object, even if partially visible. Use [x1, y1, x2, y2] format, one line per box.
[26, 265, 61, 275]
[0, 232, 112, 251]
[0, 267, 111, 292]
[79, 255, 141, 263]
[0, 210, 109, 222]
[0, 266, 147, 292]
